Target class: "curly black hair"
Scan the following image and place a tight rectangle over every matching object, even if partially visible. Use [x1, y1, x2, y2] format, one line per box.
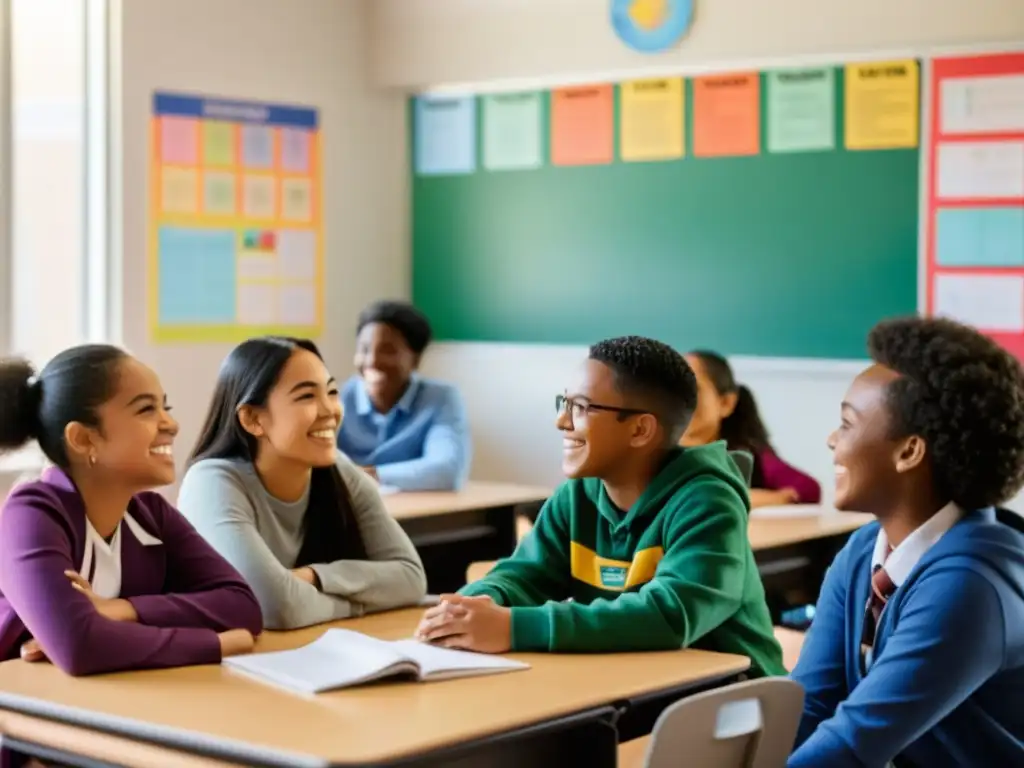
[589, 335, 697, 443]
[356, 300, 432, 355]
[869, 316, 1024, 509]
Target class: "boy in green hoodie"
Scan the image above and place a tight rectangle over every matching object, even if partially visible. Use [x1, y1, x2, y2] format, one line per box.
[415, 336, 784, 677]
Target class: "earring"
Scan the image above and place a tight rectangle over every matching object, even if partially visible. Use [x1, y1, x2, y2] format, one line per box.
[88, 453, 97, 467]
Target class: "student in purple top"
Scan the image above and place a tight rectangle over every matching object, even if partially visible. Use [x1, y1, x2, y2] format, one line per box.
[0, 344, 263, 677]
[682, 350, 821, 507]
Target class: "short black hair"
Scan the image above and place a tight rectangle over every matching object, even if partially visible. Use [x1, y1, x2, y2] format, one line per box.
[356, 300, 432, 355]
[589, 336, 697, 443]
[869, 316, 1024, 509]
[0, 344, 128, 468]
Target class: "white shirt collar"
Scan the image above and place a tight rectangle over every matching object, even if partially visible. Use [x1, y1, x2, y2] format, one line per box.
[79, 512, 163, 600]
[871, 501, 963, 586]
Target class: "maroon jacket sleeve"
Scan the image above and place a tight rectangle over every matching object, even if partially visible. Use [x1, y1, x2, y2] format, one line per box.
[0, 488, 221, 677]
[757, 448, 822, 503]
[126, 495, 263, 635]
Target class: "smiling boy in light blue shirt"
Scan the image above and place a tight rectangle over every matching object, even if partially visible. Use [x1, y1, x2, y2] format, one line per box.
[338, 300, 471, 491]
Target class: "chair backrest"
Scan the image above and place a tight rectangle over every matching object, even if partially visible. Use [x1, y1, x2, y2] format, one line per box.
[642, 677, 804, 768]
[729, 450, 754, 487]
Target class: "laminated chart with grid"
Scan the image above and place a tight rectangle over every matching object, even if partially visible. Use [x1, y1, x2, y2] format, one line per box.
[149, 91, 322, 342]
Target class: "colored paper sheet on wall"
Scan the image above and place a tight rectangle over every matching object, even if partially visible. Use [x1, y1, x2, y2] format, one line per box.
[551, 85, 614, 166]
[620, 78, 684, 161]
[482, 92, 543, 171]
[940, 72, 1024, 135]
[936, 207, 1024, 267]
[936, 140, 1024, 200]
[845, 60, 919, 150]
[692, 73, 760, 157]
[766, 68, 835, 153]
[150, 91, 322, 343]
[934, 274, 1024, 332]
[415, 96, 477, 176]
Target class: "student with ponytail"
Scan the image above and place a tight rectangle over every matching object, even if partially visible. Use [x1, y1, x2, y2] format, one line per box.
[682, 350, 821, 507]
[0, 345, 262, 677]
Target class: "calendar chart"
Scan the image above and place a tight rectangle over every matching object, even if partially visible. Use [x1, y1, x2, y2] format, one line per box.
[149, 92, 322, 343]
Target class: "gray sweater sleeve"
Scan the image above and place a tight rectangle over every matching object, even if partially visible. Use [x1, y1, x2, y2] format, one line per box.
[177, 462, 354, 630]
[309, 455, 427, 611]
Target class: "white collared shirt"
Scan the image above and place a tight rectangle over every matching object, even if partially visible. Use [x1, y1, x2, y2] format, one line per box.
[871, 501, 964, 587]
[79, 513, 163, 599]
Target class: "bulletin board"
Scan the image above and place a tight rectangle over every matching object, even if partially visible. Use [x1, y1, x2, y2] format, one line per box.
[149, 91, 322, 343]
[923, 52, 1024, 359]
[410, 61, 921, 360]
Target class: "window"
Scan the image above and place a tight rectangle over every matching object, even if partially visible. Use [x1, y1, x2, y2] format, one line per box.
[0, 0, 109, 476]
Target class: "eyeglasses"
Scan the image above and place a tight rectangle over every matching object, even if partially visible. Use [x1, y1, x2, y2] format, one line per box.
[555, 394, 649, 422]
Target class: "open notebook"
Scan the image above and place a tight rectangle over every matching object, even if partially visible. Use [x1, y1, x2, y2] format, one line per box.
[223, 629, 529, 694]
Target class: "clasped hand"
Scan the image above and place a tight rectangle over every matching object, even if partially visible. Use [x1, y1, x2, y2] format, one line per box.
[414, 594, 512, 653]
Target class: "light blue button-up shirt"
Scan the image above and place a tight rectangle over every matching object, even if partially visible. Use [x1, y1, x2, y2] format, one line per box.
[337, 375, 471, 491]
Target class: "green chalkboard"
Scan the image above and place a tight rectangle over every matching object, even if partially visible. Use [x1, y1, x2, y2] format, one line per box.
[412, 68, 920, 359]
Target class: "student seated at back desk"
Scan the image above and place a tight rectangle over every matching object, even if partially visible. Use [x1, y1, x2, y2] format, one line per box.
[178, 337, 427, 631]
[0, 345, 262, 676]
[789, 317, 1024, 768]
[683, 350, 820, 508]
[416, 336, 785, 677]
[337, 300, 471, 491]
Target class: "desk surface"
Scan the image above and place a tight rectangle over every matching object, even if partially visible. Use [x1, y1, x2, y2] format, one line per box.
[0, 609, 748, 766]
[748, 510, 873, 550]
[384, 481, 551, 520]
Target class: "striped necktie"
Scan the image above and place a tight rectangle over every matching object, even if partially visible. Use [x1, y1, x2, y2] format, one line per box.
[861, 548, 896, 668]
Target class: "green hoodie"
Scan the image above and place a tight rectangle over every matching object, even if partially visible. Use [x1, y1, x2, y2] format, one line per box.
[461, 443, 785, 677]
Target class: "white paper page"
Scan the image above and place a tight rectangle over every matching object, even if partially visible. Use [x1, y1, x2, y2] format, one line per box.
[224, 629, 406, 694]
[934, 274, 1024, 333]
[389, 639, 529, 681]
[941, 75, 1024, 135]
[937, 141, 1024, 199]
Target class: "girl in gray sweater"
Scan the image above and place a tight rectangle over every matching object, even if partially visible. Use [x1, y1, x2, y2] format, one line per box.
[178, 337, 426, 630]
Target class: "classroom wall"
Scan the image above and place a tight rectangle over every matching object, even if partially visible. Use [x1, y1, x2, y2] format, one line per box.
[371, 0, 1024, 88]
[117, 0, 409, 491]
[391, 0, 1024, 509]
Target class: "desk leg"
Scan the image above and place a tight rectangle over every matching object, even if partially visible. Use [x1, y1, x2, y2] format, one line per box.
[399, 505, 519, 594]
[380, 707, 618, 768]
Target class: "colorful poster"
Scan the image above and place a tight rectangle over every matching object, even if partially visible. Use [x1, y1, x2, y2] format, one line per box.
[149, 92, 322, 343]
[483, 92, 543, 171]
[551, 85, 614, 166]
[767, 68, 835, 153]
[692, 73, 760, 157]
[924, 52, 1024, 360]
[620, 78, 684, 161]
[414, 96, 477, 176]
[844, 60, 919, 150]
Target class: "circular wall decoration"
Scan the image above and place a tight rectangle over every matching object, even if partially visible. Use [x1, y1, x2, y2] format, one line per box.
[610, 0, 694, 53]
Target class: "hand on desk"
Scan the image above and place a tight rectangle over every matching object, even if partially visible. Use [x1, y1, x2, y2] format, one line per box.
[20, 638, 46, 663]
[218, 629, 255, 658]
[414, 594, 512, 653]
[65, 570, 138, 622]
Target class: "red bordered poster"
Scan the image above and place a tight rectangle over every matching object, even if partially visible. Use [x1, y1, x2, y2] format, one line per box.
[924, 52, 1024, 358]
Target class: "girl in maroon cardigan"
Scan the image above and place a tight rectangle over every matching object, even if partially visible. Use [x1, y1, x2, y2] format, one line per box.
[682, 350, 821, 508]
[0, 344, 263, 679]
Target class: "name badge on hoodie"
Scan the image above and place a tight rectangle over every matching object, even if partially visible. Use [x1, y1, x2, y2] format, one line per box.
[600, 565, 628, 588]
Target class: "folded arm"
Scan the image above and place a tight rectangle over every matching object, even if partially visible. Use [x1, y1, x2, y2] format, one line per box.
[788, 568, 1006, 768]
[310, 457, 427, 610]
[509, 481, 749, 652]
[375, 388, 471, 491]
[177, 466, 355, 630]
[459, 492, 569, 607]
[0, 493, 221, 676]
[125, 494, 263, 635]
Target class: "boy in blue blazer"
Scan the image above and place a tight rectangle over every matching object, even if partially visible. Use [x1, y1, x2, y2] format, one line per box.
[790, 316, 1024, 768]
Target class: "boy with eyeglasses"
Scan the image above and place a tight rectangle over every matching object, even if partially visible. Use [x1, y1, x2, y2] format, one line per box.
[415, 336, 784, 677]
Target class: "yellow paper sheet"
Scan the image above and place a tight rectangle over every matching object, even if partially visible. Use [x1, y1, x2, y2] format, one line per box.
[621, 78, 685, 161]
[845, 60, 919, 150]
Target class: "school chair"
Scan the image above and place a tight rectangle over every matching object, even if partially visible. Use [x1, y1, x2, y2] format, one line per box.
[625, 677, 804, 768]
[730, 450, 754, 487]
[466, 560, 494, 584]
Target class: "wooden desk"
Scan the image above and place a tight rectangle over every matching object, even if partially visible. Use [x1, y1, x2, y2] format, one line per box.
[384, 482, 551, 594]
[749, 508, 873, 622]
[0, 609, 749, 768]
